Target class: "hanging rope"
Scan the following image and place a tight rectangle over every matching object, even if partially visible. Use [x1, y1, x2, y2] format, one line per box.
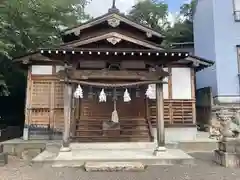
[111, 88, 119, 123]
[60, 79, 166, 88]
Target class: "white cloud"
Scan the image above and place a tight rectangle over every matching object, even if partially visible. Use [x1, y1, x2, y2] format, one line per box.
[85, 0, 136, 17]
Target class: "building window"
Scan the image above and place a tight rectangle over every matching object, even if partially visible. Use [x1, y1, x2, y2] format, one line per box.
[237, 46, 240, 74]
[234, 0, 240, 21]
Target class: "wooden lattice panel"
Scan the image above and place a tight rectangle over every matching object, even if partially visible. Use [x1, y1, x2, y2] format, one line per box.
[30, 109, 50, 127]
[148, 100, 194, 126]
[172, 100, 193, 124]
[31, 81, 51, 108]
[148, 100, 171, 127]
[27, 78, 65, 133]
[54, 81, 64, 109]
[53, 109, 64, 132]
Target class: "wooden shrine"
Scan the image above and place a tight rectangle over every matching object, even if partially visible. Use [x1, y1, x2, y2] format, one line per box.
[15, 2, 213, 152]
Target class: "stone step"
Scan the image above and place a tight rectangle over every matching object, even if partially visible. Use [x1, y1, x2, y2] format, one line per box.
[84, 161, 145, 172]
[69, 142, 178, 150]
[0, 153, 8, 166]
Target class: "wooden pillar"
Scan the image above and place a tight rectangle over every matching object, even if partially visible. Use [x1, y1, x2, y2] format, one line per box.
[23, 67, 32, 141]
[61, 82, 73, 152]
[154, 83, 166, 155]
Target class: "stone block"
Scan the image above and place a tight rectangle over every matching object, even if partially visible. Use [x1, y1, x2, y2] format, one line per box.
[218, 139, 240, 153]
[214, 150, 240, 168]
[0, 153, 8, 166]
[21, 148, 42, 161]
[45, 142, 61, 153]
[0, 144, 3, 153]
[84, 162, 146, 172]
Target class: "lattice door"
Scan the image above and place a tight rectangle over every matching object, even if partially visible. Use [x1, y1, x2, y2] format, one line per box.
[27, 79, 65, 135]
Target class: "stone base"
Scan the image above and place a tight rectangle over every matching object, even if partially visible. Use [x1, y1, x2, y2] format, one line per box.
[60, 146, 71, 152]
[152, 127, 197, 143]
[153, 146, 166, 156]
[21, 148, 42, 161]
[0, 153, 8, 166]
[23, 128, 29, 141]
[52, 148, 194, 167]
[218, 139, 240, 153]
[84, 162, 145, 172]
[0, 144, 3, 153]
[214, 150, 240, 168]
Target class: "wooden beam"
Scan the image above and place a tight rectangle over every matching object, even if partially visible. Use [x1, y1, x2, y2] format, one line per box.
[168, 68, 173, 124]
[63, 13, 163, 39]
[23, 67, 32, 140]
[191, 69, 196, 125]
[61, 82, 73, 151]
[58, 69, 169, 81]
[154, 83, 166, 155]
[63, 32, 163, 50]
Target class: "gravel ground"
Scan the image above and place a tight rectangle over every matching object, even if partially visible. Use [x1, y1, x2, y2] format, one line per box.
[1, 153, 240, 180]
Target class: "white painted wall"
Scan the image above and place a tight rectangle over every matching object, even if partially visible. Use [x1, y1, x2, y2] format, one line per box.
[150, 67, 192, 100]
[31, 65, 53, 75]
[171, 68, 192, 99]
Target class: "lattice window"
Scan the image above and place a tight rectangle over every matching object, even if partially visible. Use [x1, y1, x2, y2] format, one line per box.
[234, 0, 240, 21]
[30, 109, 50, 127]
[31, 81, 51, 108]
[148, 100, 194, 126]
[53, 109, 64, 132]
[54, 81, 64, 109]
[172, 100, 193, 124]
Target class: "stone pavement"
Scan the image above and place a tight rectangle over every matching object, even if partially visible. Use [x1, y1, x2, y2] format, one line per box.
[1, 153, 240, 180]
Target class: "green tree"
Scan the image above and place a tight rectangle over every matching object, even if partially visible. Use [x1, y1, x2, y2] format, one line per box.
[163, 0, 196, 47]
[180, 0, 197, 22]
[127, 0, 196, 47]
[128, 0, 169, 33]
[0, 0, 91, 126]
[0, 0, 91, 58]
[0, 0, 91, 95]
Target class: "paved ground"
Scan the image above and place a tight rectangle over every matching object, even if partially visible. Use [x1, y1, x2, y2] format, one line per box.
[1, 153, 240, 180]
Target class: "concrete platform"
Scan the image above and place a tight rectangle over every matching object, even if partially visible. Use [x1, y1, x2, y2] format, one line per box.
[84, 161, 146, 172]
[50, 148, 194, 168]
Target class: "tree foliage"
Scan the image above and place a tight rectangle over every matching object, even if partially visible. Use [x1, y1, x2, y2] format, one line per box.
[0, 0, 91, 59]
[0, 0, 91, 96]
[180, 0, 197, 22]
[127, 0, 196, 47]
[164, 0, 196, 46]
[128, 0, 169, 33]
[0, 0, 91, 125]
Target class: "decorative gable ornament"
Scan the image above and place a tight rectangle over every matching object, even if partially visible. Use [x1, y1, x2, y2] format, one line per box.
[73, 27, 81, 36]
[74, 85, 83, 99]
[146, 32, 152, 38]
[107, 18, 120, 27]
[145, 84, 156, 99]
[106, 37, 122, 45]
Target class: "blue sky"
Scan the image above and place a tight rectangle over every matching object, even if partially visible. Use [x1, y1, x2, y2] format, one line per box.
[86, 0, 188, 18]
[164, 0, 186, 12]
